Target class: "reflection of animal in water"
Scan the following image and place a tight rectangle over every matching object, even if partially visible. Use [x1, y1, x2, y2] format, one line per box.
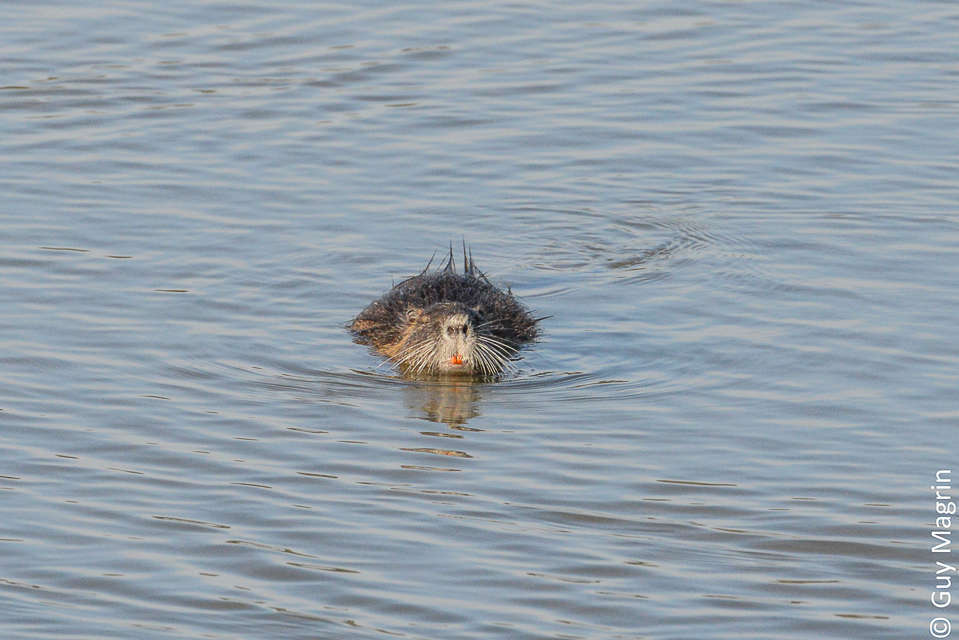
[350, 247, 541, 376]
[407, 379, 483, 428]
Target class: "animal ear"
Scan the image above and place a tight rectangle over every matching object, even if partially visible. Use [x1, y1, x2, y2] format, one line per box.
[405, 308, 422, 322]
[471, 304, 484, 316]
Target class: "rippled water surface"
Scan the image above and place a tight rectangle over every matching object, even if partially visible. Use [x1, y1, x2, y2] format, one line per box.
[2, 2, 957, 638]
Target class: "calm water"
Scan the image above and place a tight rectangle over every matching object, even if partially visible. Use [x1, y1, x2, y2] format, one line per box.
[2, 2, 957, 639]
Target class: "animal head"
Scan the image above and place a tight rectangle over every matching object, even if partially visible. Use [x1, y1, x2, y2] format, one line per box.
[395, 302, 515, 376]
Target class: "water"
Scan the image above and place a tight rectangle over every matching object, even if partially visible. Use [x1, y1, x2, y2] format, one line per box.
[2, 2, 957, 638]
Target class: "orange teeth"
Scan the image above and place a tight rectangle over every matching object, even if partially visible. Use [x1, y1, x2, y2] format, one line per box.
[450, 355, 464, 365]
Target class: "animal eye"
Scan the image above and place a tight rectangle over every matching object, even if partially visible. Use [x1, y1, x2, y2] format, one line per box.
[461, 326, 468, 335]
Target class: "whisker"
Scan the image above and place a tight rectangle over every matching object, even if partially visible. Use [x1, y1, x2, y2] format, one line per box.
[476, 336, 516, 360]
[392, 338, 441, 375]
[474, 319, 508, 330]
[477, 335, 513, 351]
[392, 340, 435, 366]
[474, 341, 512, 375]
[472, 347, 493, 376]
[407, 351, 436, 375]
[394, 339, 434, 360]
[476, 329, 514, 345]
[408, 340, 440, 375]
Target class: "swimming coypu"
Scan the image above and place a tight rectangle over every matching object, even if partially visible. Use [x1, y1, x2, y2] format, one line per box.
[350, 247, 541, 376]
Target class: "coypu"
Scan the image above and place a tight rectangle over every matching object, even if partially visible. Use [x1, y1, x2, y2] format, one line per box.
[350, 246, 541, 376]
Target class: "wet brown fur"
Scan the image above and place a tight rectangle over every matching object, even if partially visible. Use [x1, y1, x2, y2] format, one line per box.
[349, 247, 539, 374]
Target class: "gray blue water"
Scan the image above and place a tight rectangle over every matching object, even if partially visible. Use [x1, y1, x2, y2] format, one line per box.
[2, 2, 957, 638]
